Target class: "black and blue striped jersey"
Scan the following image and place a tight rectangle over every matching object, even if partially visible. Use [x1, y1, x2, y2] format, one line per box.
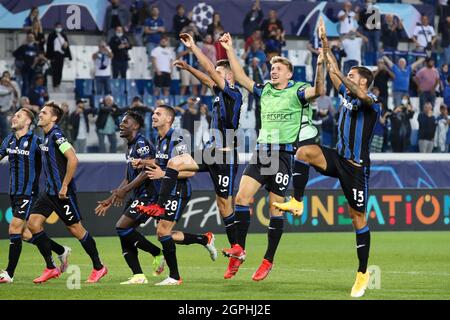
[39, 125, 76, 196]
[336, 84, 381, 166]
[155, 128, 191, 198]
[0, 131, 41, 196]
[126, 133, 157, 199]
[209, 81, 242, 149]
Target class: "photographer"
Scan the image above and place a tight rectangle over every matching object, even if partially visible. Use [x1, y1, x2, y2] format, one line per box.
[390, 95, 414, 152]
[93, 40, 113, 95]
[70, 99, 93, 153]
[95, 95, 125, 153]
[370, 88, 391, 153]
[412, 15, 436, 53]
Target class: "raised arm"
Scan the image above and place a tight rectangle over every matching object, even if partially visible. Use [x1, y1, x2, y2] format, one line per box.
[382, 55, 394, 69]
[173, 59, 215, 89]
[411, 57, 425, 71]
[219, 33, 255, 93]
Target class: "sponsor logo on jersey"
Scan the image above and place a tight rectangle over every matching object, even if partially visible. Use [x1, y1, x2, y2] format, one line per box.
[156, 151, 169, 160]
[6, 148, 30, 156]
[137, 146, 150, 155]
[39, 144, 49, 152]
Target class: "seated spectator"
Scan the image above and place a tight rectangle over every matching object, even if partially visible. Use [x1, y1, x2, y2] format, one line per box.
[173, 4, 191, 38]
[260, 9, 283, 40]
[418, 102, 437, 153]
[70, 99, 93, 153]
[13, 32, 39, 95]
[95, 95, 124, 153]
[28, 73, 48, 108]
[109, 26, 132, 79]
[390, 95, 414, 152]
[46, 22, 72, 89]
[243, 0, 263, 40]
[151, 36, 174, 97]
[413, 15, 436, 53]
[129, 0, 149, 46]
[383, 55, 425, 108]
[93, 40, 113, 95]
[435, 105, 449, 153]
[176, 27, 200, 96]
[337, 1, 357, 36]
[144, 6, 165, 56]
[415, 58, 440, 111]
[103, 0, 130, 42]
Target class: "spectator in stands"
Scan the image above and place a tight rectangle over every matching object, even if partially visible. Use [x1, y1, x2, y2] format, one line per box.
[18, 96, 39, 116]
[109, 26, 132, 79]
[439, 64, 449, 94]
[46, 22, 72, 89]
[370, 87, 391, 153]
[245, 30, 263, 52]
[381, 14, 404, 55]
[357, 0, 381, 66]
[383, 55, 425, 108]
[30, 17, 45, 53]
[261, 10, 283, 41]
[59, 102, 71, 140]
[176, 27, 200, 97]
[439, 7, 450, 65]
[128, 96, 153, 118]
[435, 104, 449, 153]
[207, 13, 224, 38]
[413, 15, 436, 53]
[151, 36, 174, 98]
[243, 0, 263, 40]
[415, 58, 440, 111]
[129, 0, 149, 46]
[175, 96, 200, 148]
[244, 40, 266, 71]
[443, 75, 450, 108]
[244, 57, 264, 133]
[13, 31, 39, 95]
[32, 52, 50, 87]
[338, 1, 357, 36]
[96, 95, 123, 153]
[373, 59, 394, 109]
[104, 0, 130, 42]
[326, 40, 346, 96]
[0, 75, 18, 139]
[214, 26, 228, 61]
[200, 34, 216, 95]
[316, 89, 335, 148]
[264, 28, 285, 60]
[173, 4, 191, 38]
[418, 102, 437, 153]
[144, 6, 165, 56]
[23, 7, 39, 31]
[308, 29, 321, 84]
[28, 73, 48, 108]
[390, 95, 414, 152]
[93, 40, 113, 95]
[341, 31, 367, 75]
[70, 99, 92, 153]
[1, 71, 20, 106]
[195, 103, 211, 150]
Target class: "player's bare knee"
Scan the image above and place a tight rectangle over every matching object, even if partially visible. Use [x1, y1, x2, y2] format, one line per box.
[67, 223, 86, 239]
[296, 147, 312, 163]
[26, 218, 42, 234]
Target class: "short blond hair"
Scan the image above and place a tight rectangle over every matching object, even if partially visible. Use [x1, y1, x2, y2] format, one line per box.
[269, 56, 293, 73]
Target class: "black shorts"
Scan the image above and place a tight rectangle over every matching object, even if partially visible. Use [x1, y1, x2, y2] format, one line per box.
[243, 149, 292, 197]
[197, 148, 238, 199]
[10, 195, 36, 221]
[159, 180, 191, 223]
[154, 72, 171, 88]
[313, 146, 370, 213]
[30, 193, 82, 226]
[123, 197, 155, 225]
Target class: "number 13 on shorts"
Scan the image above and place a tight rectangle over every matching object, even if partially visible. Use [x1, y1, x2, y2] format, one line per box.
[352, 188, 364, 208]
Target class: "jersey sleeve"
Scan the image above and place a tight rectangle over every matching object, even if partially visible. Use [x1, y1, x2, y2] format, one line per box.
[253, 83, 265, 98]
[171, 129, 189, 157]
[135, 138, 155, 159]
[296, 82, 311, 105]
[52, 129, 72, 154]
[338, 83, 347, 96]
[0, 135, 10, 158]
[222, 80, 242, 100]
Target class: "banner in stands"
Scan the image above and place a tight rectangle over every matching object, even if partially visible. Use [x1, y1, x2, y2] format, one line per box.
[0, 189, 448, 238]
[0, 1, 434, 37]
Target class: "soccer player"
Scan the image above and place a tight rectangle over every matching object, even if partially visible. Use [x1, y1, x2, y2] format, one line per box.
[134, 105, 217, 285]
[218, 32, 324, 281]
[137, 32, 243, 279]
[274, 21, 379, 297]
[0, 108, 70, 284]
[27, 102, 107, 284]
[94, 111, 165, 285]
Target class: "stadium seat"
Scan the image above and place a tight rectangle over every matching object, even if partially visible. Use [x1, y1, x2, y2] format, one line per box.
[170, 79, 181, 96]
[75, 79, 94, 99]
[293, 66, 306, 82]
[110, 79, 126, 97]
[126, 79, 141, 97]
[143, 93, 155, 107]
[200, 95, 214, 109]
[92, 95, 104, 110]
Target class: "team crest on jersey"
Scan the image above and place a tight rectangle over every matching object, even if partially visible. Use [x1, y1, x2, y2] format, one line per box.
[214, 97, 220, 103]
[23, 141, 28, 148]
[45, 138, 49, 144]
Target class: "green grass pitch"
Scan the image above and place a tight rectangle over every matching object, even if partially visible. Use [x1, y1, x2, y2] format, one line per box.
[0, 231, 449, 300]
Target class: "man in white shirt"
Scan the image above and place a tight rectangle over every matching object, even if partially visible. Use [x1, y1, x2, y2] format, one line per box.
[93, 41, 113, 96]
[341, 31, 368, 75]
[151, 36, 174, 98]
[338, 1, 357, 35]
[413, 15, 436, 52]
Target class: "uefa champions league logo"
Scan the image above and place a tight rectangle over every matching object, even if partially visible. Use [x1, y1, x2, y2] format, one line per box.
[192, 2, 214, 33]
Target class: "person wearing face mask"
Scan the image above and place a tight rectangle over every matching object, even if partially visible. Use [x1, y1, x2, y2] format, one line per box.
[109, 26, 132, 79]
[104, 0, 130, 42]
[13, 32, 39, 95]
[46, 22, 72, 89]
